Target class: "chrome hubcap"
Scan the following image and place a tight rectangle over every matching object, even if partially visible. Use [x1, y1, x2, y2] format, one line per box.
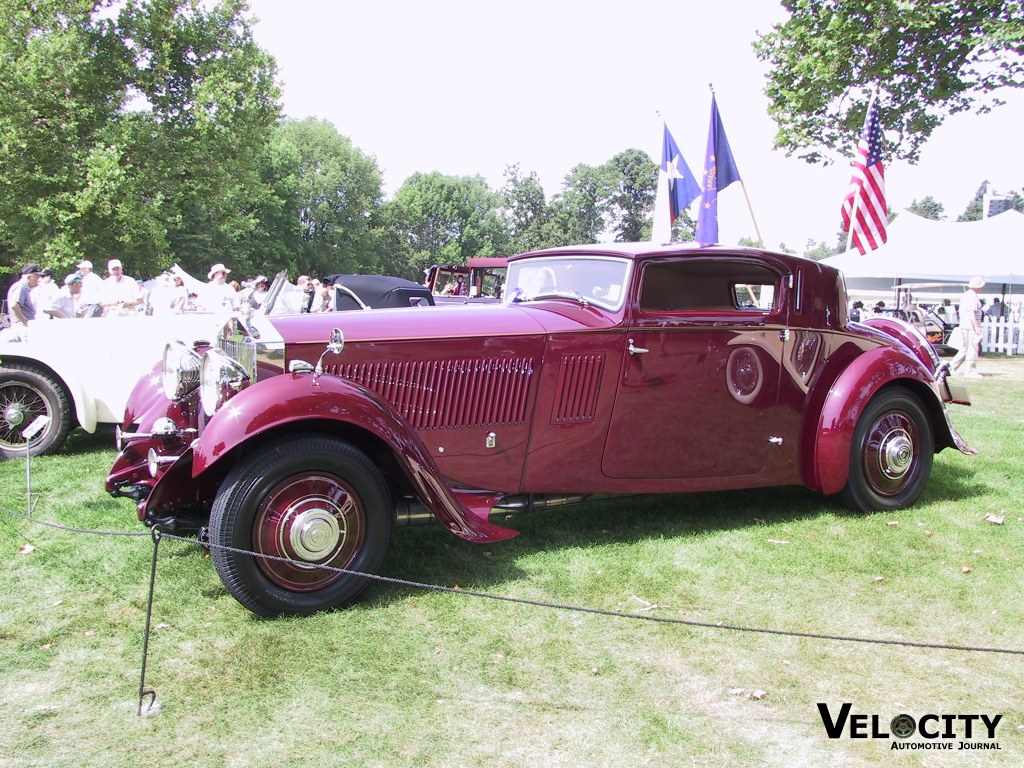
[4, 403, 25, 428]
[877, 428, 913, 480]
[288, 508, 343, 562]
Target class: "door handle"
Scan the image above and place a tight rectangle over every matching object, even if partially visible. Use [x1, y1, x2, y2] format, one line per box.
[628, 338, 649, 355]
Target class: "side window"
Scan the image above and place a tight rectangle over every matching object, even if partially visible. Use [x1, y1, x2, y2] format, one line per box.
[639, 260, 779, 312]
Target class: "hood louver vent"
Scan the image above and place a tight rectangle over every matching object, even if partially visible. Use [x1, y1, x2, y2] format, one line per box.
[552, 353, 604, 424]
[330, 357, 534, 430]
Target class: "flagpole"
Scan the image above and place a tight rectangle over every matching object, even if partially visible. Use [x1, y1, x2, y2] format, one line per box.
[704, 83, 762, 246]
[739, 181, 764, 246]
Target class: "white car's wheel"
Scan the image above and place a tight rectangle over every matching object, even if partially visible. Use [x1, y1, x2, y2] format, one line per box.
[0, 363, 74, 458]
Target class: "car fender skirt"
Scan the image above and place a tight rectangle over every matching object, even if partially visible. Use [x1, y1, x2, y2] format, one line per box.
[192, 374, 519, 544]
[813, 347, 949, 496]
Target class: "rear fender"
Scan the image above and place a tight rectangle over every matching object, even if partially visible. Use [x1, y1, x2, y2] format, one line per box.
[862, 316, 939, 374]
[193, 373, 518, 543]
[811, 346, 949, 495]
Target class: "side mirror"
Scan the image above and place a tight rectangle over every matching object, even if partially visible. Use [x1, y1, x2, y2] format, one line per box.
[327, 327, 344, 355]
[314, 328, 345, 377]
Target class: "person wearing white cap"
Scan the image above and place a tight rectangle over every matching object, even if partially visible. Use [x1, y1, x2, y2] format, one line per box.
[950, 276, 985, 379]
[100, 258, 143, 316]
[45, 273, 84, 318]
[75, 259, 105, 314]
[197, 262, 238, 311]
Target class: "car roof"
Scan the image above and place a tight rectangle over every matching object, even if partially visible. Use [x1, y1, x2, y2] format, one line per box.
[510, 241, 793, 262]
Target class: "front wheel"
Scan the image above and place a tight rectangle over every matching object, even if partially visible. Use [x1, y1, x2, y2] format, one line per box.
[209, 435, 393, 617]
[840, 389, 934, 513]
[0, 363, 73, 458]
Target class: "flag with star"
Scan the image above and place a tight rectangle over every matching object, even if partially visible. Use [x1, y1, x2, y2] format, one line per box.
[652, 123, 700, 242]
[840, 97, 887, 254]
[695, 95, 741, 245]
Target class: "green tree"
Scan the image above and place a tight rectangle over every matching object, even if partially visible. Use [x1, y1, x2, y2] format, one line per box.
[907, 196, 946, 220]
[957, 181, 1024, 221]
[270, 118, 383, 278]
[803, 238, 837, 261]
[501, 164, 553, 253]
[548, 163, 614, 245]
[755, 1, 1024, 164]
[603, 148, 657, 242]
[0, 0, 280, 278]
[0, 0, 131, 271]
[384, 172, 509, 280]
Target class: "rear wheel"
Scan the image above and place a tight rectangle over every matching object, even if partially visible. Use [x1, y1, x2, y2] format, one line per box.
[209, 435, 393, 617]
[0, 363, 73, 458]
[840, 389, 933, 512]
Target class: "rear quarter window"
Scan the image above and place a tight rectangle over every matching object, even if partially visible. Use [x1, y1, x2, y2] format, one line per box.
[639, 260, 779, 312]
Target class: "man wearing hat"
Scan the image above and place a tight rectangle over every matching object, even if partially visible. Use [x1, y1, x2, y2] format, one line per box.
[30, 269, 60, 319]
[197, 262, 238, 312]
[950, 276, 985, 379]
[6, 263, 44, 334]
[45, 273, 84, 318]
[75, 259, 105, 315]
[100, 258, 143, 315]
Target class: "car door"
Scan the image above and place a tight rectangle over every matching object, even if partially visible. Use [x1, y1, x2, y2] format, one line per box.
[602, 257, 787, 480]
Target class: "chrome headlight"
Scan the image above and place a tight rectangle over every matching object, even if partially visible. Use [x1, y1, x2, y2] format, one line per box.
[162, 341, 202, 401]
[200, 348, 250, 416]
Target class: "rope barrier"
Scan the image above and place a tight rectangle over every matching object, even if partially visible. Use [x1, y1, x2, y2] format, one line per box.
[5, 502, 1022, 659]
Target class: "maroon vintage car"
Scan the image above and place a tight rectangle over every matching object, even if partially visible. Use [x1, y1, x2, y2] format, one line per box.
[106, 243, 975, 617]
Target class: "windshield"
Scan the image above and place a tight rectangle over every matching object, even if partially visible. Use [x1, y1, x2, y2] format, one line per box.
[504, 256, 631, 311]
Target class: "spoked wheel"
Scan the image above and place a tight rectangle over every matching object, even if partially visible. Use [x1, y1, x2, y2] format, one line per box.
[209, 435, 393, 617]
[840, 389, 934, 512]
[0, 363, 73, 458]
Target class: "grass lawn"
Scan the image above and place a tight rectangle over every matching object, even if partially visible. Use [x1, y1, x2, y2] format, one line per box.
[1, 355, 1022, 767]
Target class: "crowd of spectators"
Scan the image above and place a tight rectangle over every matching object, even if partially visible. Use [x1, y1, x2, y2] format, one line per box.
[3, 259, 338, 341]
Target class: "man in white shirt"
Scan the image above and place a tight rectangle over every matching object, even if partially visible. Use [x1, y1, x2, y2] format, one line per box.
[76, 259, 105, 316]
[100, 258, 143, 315]
[198, 263, 238, 312]
[30, 270, 60, 319]
[950, 276, 985, 379]
[45, 273, 84, 318]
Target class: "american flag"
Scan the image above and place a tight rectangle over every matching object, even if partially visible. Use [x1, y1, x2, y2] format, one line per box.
[840, 99, 887, 254]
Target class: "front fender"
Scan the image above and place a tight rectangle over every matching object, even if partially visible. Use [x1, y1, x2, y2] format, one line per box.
[812, 346, 942, 496]
[193, 373, 518, 543]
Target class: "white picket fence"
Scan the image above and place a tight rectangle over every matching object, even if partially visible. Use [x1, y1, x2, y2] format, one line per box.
[980, 316, 1024, 356]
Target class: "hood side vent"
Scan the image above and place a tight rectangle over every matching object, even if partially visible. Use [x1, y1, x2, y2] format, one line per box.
[332, 357, 534, 430]
[552, 353, 604, 424]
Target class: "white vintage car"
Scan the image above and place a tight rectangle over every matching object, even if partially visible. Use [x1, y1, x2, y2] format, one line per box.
[0, 271, 424, 457]
[1, 310, 234, 458]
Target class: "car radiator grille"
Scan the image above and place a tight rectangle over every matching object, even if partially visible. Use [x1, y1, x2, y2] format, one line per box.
[221, 335, 257, 380]
[329, 357, 534, 430]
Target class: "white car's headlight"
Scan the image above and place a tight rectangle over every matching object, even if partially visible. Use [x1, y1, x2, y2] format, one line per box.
[200, 348, 250, 416]
[162, 342, 202, 401]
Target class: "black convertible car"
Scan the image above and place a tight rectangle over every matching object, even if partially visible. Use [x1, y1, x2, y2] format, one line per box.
[324, 274, 435, 311]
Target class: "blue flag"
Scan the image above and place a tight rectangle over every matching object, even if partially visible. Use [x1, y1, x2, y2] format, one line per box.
[695, 95, 741, 245]
[661, 123, 700, 224]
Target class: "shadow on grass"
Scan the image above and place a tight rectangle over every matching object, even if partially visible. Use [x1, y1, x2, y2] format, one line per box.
[361, 485, 849, 608]
[172, 466, 994, 616]
[58, 424, 118, 455]
[923, 459, 992, 504]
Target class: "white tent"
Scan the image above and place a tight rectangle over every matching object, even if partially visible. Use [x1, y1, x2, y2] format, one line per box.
[822, 210, 1024, 294]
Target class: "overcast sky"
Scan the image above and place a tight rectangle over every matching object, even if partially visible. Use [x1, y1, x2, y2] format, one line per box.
[246, 0, 1024, 251]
